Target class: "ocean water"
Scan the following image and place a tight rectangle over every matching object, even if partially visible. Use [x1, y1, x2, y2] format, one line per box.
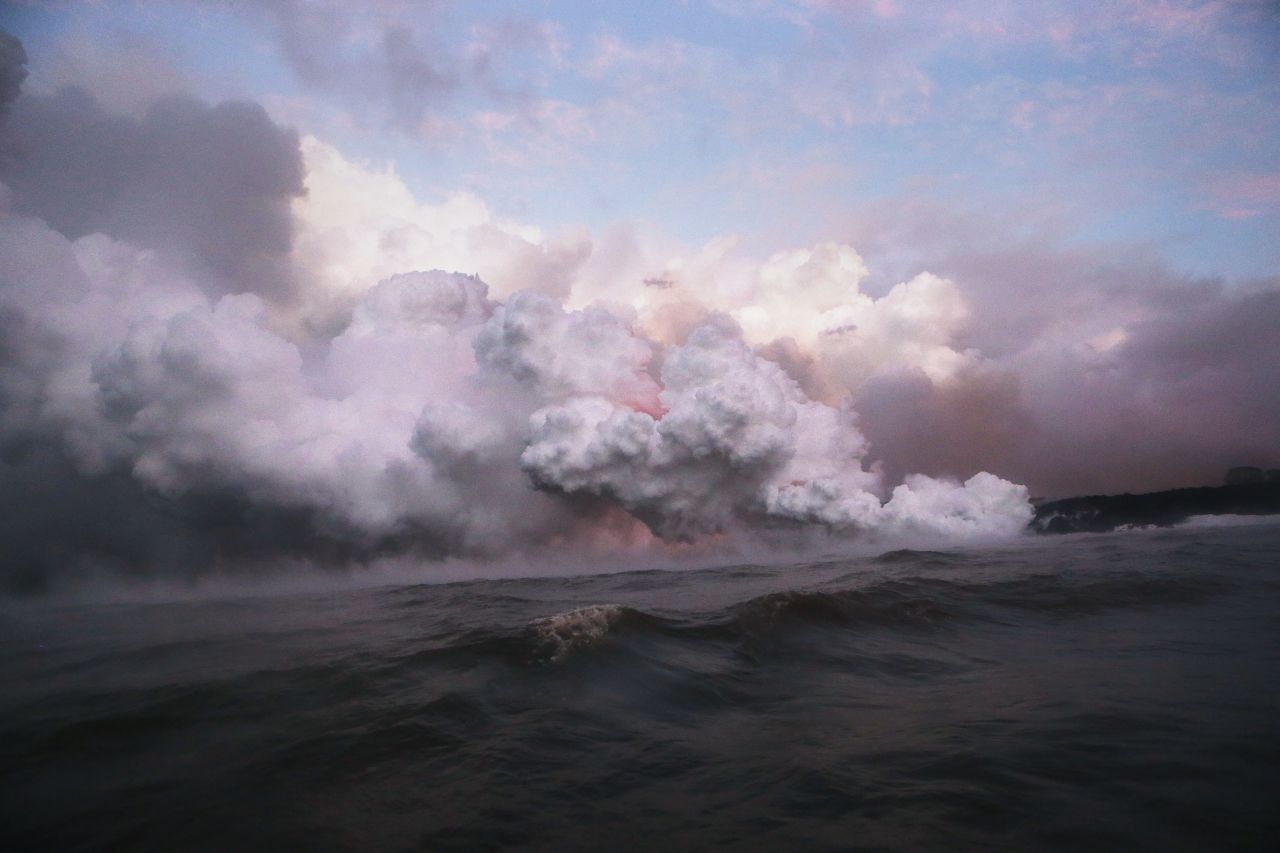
[3, 521, 1279, 851]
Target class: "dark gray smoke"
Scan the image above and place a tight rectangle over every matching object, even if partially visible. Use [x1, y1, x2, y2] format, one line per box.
[0, 29, 25, 114]
[0, 78, 303, 300]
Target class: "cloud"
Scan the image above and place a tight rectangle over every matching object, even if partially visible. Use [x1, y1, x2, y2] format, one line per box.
[290, 136, 592, 322]
[242, 0, 455, 133]
[227, 1, 568, 139]
[0, 193, 1032, 591]
[1, 19, 1277, 594]
[0, 81, 304, 300]
[281, 136, 1280, 506]
[519, 314, 1028, 540]
[0, 29, 26, 114]
[1201, 171, 1280, 220]
[834, 192, 1280, 496]
[20, 25, 189, 117]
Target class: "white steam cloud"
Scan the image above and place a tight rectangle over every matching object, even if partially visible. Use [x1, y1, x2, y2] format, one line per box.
[0, 144, 1032, 589]
[37, 37, 1255, 591]
[0, 205, 1030, 528]
[2, 23, 1277, 594]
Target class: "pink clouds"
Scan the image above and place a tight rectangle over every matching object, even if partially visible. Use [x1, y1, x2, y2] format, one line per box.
[1202, 172, 1280, 220]
[1125, 0, 1226, 34]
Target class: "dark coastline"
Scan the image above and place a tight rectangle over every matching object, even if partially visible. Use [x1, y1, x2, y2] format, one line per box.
[1031, 481, 1280, 534]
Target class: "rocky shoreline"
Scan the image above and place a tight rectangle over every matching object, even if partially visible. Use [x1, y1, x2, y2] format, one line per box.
[1031, 481, 1280, 534]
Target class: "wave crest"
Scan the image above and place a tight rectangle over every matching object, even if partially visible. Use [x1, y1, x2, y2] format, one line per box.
[733, 587, 955, 631]
[527, 604, 633, 662]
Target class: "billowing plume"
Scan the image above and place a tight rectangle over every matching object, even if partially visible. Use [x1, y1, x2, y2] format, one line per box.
[0, 193, 1030, 590]
[8, 24, 1276, 593]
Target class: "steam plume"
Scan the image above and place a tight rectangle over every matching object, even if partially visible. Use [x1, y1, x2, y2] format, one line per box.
[3, 27, 1276, 592]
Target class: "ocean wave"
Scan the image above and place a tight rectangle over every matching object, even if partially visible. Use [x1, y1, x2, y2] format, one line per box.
[511, 568, 1229, 663]
[872, 549, 965, 566]
[731, 586, 957, 632]
[982, 573, 1228, 615]
[526, 604, 642, 662]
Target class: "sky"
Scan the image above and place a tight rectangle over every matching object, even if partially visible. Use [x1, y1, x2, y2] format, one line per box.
[0, 1, 1278, 590]
[8, 1, 1280, 275]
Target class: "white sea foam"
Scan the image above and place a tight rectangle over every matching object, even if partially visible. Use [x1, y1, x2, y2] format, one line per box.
[528, 604, 628, 662]
[1180, 514, 1280, 529]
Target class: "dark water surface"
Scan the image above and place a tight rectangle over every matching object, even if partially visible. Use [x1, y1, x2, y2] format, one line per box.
[3, 522, 1280, 851]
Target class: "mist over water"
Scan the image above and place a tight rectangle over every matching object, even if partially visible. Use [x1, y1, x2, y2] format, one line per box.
[4, 521, 1279, 851]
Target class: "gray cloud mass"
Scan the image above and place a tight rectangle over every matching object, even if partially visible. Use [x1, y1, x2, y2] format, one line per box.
[0, 73, 303, 300]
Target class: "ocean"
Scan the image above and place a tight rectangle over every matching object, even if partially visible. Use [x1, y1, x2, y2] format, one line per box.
[3, 520, 1279, 851]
